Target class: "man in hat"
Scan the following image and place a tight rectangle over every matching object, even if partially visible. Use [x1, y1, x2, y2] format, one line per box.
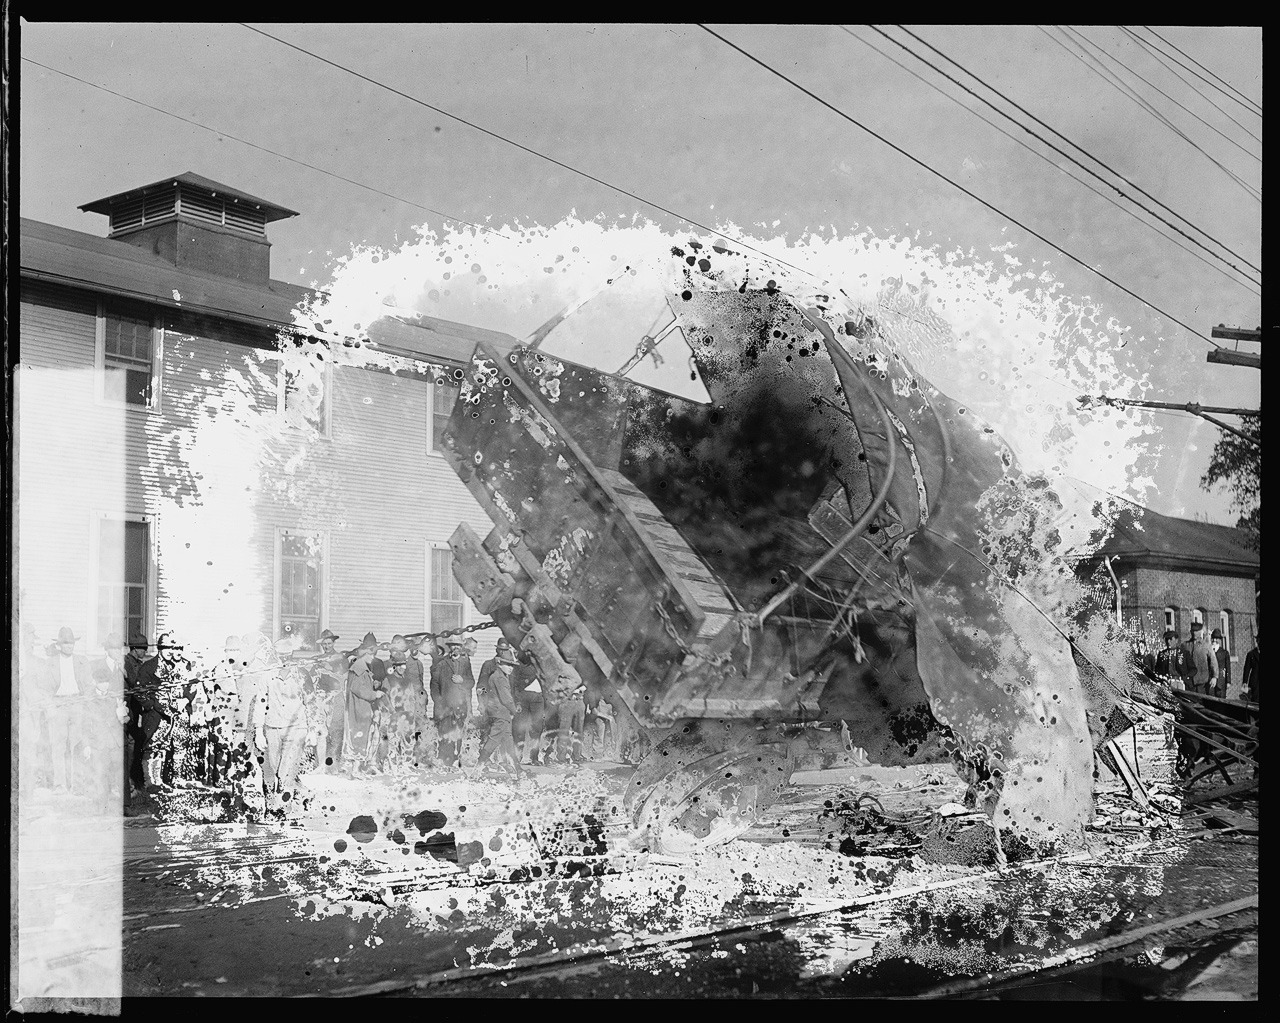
[45, 626, 93, 792]
[477, 640, 521, 776]
[1181, 621, 1218, 696]
[256, 638, 311, 815]
[1153, 630, 1188, 691]
[345, 632, 388, 776]
[81, 656, 131, 815]
[511, 651, 546, 765]
[1210, 628, 1231, 699]
[1241, 634, 1259, 703]
[431, 635, 475, 768]
[123, 632, 156, 798]
[312, 629, 348, 772]
[93, 633, 136, 805]
[200, 635, 244, 788]
[376, 635, 424, 771]
[413, 638, 438, 762]
[135, 633, 183, 791]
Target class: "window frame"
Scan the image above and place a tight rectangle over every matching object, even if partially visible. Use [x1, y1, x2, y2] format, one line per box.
[276, 356, 333, 438]
[425, 539, 470, 635]
[428, 368, 464, 456]
[1163, 606, 1178, 635]
[95, 298, 164, 413]
[88, 510, 157, 653]
[1220, 609, 1234, 658]
[272, 527, 329, 651]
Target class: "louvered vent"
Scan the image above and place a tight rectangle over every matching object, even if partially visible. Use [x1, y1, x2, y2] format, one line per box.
[179, 189, 225, 226]
[108, 189, 177, 234]
[176, 186, 267, 235]
[110, 196, 145, 233]
[224, 201, 266, 234]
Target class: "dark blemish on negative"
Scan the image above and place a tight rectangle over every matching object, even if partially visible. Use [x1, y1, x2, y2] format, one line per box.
[333, 839, 348, 853]
[347, 815, 378, 843]
[404, 810, 448, 834]
[489, 835, 503, 852]
[681, 290, 693, 301]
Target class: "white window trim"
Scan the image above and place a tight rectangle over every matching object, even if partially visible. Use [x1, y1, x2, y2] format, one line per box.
[1220, 609, 1234, 659]
[428, 366, 464, 457]
[94, 298, 163, 413]
[273, 526, 329, 649]
[276, 358, 333, 438]
[425, 539, 471, 634]
[88, 509, 157, 654]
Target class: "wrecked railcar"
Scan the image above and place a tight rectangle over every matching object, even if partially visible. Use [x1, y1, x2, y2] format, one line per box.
[439, 284, 1106, 855]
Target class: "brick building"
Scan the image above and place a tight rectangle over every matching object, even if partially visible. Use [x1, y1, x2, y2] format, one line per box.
[16, 172, 516, 663]
[1075, 501, 1259, 694]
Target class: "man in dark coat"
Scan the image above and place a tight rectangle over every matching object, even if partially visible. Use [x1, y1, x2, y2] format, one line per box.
[1210, 628, 1231, 699]
[314, 629, 349, 772]
[82, 665, 129, 815]
[1153, 630, 1189, 690]
[477, 640, 521, 775]
[511, 653, 546, 765]
[345, 632, 387, 775]
[1241, 637, 1259, 703]
[94, 633, 134, 809]
[431, 635, 475, 768]
[375, 635, 424, 769]
[123, 632, 155, 796]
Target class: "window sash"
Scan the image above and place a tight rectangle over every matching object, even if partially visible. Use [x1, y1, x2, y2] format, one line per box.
[431, 378, 460, 452]
[277, 530, 323, 648]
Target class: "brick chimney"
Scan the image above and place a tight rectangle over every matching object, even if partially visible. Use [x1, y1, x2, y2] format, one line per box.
[79, 172, 298, 285]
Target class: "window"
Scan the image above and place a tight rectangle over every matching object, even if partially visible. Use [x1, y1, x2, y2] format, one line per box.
[1220, 610, 1234, 655]
[276, 530, 325, 649]
[97, 299, 161, 409]
[431, 374, 461, 453]
[1192, 608, 1206, 631]
[428, 542, 466, 633]
[95, 514, 152, 647]
[1163, 606, 1178, 634]
[279, 359, 331, 436]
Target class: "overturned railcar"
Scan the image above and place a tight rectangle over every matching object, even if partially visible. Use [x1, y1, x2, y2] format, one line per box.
[440, 287, 1100, 854]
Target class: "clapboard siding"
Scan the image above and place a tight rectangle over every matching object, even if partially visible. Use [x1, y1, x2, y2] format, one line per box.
[19, 275, 500, 666]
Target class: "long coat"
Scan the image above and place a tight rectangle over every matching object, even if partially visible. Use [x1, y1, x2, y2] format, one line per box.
[345, 654, 383, 755]
[378, 656, 425, 741]
[430, 652, 475, 718]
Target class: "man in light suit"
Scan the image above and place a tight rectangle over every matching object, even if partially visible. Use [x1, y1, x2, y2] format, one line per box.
[45, 626, 93, 792]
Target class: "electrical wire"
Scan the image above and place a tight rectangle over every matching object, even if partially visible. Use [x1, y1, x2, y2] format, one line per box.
[237, 23, 819, 283]
[893, 25, 1262, 265]
[1140, 26, 1262, 117]
[839, 28, 1257, 297]
[862, 26, 1260, 290]
[1051, 27, 1262, 205]
[22, 57, 511, 241]
[698, 26, 1227, 350]
[1117, 26, 1262, 147]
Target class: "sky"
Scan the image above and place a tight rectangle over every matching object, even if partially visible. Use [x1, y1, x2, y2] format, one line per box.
[18, 22, 1262, 524]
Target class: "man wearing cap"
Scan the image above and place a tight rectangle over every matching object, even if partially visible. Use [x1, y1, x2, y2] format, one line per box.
[477, 640, 521, 775]
[431, 635, 475, 768]
[1181, 621, 1218, 696]
[123, 632, 157, 798]
[312, 629, 347, 772]
[94, 633, 136, 805]
[135, 633, 183, 791]
[1210, 629, 1231, 699]
[376, 636, 424, 771]
[255, 639, 311, 814]
[345, 633, 388, 776]
[1153, 630, 1189, 691]
[45, 627, 94, 792]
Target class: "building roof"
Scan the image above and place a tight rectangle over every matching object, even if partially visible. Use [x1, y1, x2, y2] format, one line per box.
[20, 216, 519, 363]
[1091, 501, 1258, 574]
[79, 172, 299, 222]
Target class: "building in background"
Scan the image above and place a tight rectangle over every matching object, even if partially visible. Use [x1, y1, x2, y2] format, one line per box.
[1075, 502, 1259, 696]
[17, 172, 516, 665]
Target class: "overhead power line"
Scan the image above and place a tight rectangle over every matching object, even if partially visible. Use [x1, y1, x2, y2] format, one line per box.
[1121, 25, 1259, 145]
[1052, 26, 1262, 205]
[866, 25, 1260, 290]
[697, 25, 1226, 350]
[1140, 26, 1262, 117]
[237, 23, 815, 282]
[22, 57, 511, 242]
[839, 27, 1257, 297]
[1108, 27, 1261, 152]
[895, 25, 1262, 269]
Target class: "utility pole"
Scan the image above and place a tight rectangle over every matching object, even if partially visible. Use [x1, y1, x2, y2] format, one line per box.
[1207, 324, 1261, 369]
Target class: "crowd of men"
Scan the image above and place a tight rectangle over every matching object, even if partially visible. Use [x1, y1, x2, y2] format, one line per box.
[18, 621, 625, 820]
[1134, 620, 1259, 702]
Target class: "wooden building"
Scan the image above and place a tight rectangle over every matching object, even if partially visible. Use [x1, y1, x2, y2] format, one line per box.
[17, 172, 516, 663]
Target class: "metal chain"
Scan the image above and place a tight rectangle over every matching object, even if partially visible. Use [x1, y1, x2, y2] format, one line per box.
[653, 599, 739, 674]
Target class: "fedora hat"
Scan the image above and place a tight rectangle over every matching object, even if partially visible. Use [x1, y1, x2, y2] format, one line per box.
[56, 626, 78, 644]
[320, 629, 340, 642]
[1211, 628, 1224, 640]
[443, 634, 464, 647]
